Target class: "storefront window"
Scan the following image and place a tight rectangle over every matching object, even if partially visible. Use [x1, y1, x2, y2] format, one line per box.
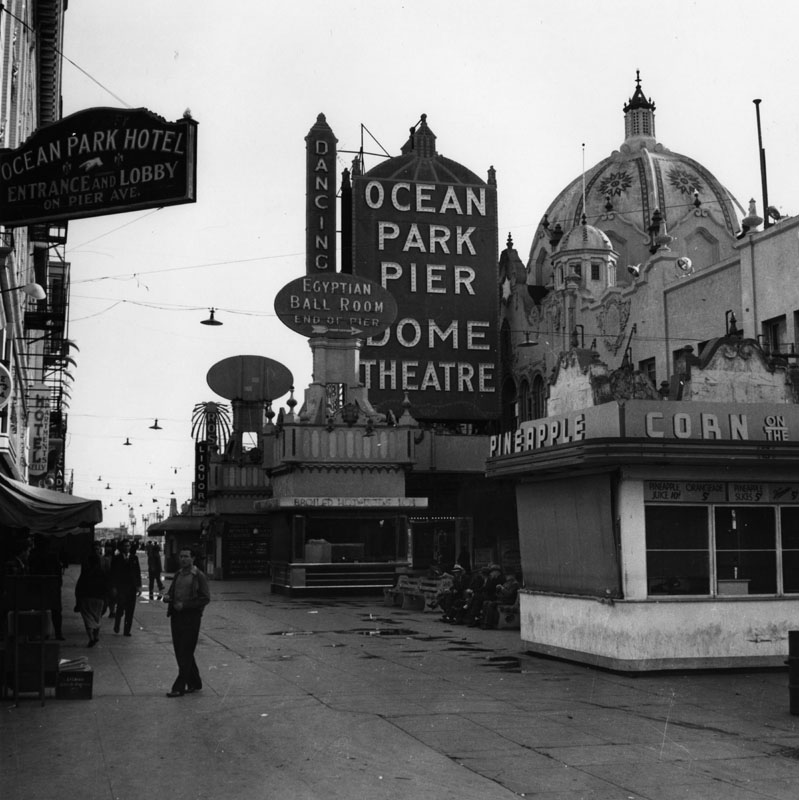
[302, 516, 406, 563]
[645, 506, 710, 595]
[714, 507, 776, 594]
[645, 503, 788, 596]
[781, 508, 799, 593]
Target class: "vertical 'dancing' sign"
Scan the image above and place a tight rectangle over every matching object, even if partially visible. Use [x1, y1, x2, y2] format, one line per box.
[305, 113, 338, 275]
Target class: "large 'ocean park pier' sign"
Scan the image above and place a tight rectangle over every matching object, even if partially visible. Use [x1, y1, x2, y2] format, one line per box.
[351, 117, 499, 421]
[0, 107, 197, 225]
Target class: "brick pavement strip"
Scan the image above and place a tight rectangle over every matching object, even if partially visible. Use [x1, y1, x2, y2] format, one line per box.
[2, 573, 799, 799]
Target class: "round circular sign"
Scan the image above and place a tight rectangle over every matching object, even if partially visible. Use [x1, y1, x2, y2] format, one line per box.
[274, 273, 398, 339]
[206, 355, 293, 401]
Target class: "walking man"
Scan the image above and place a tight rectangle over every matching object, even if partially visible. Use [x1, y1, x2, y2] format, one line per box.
[110, 539, 142, 636]
[146, 541, 164, 600]
[165, 547, 210, 697]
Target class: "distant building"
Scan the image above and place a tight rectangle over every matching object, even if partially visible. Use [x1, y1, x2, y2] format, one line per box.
[0, 2, 73, 490]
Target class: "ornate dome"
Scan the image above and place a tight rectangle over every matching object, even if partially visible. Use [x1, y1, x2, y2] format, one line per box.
[528, 72, 746, 285]
[557, 219, 613, 254]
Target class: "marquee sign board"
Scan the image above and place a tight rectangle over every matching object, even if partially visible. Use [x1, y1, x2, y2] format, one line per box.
[0, 107, 197, 226]
[352, 168, 499, 421]
[274, 273, 398, 339]
[489, 400, 799, 459]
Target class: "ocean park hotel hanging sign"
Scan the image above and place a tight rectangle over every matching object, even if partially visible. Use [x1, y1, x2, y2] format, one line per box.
[0, 107, 197, 225]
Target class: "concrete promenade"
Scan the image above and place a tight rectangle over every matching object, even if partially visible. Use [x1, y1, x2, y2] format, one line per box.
[2, 569, 799, 800]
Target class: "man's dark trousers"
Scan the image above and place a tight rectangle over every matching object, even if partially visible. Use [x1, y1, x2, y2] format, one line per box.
[170, 609, 203, 693]
[114, 589, 137, 634]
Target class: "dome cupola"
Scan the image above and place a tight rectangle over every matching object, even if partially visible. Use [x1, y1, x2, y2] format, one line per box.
[623, 69, 656, 145]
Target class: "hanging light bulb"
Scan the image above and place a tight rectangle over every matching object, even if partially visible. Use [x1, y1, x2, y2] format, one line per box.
[150, 419, 162, 430]
[123, 437, 132, 446]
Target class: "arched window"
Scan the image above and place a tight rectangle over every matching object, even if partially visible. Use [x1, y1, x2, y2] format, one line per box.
[500, 319, 512, 371]
[501, 377, 517, 431]
[519, 379, 532, 422]
[532, 374, 546, 420]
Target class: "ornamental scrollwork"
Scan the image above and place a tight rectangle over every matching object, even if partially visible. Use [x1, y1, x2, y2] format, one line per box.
[597, 295, 631, 355]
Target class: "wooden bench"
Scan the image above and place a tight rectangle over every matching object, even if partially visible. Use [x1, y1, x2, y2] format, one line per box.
[400, 575, 453, 612]
[383, 574, 453, 612]
[383, 575, 420, 608]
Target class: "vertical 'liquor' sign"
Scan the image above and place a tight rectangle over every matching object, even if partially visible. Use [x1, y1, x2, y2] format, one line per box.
[305, 114, 337, 274]
[195, 441, 209, 504]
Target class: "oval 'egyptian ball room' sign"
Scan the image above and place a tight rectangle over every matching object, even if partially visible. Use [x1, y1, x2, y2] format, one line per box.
[274, 273, 397, 339]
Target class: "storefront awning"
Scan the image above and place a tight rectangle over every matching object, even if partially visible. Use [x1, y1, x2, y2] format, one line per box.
[147, 515, 206, 536]
[0, 474, 103, 536]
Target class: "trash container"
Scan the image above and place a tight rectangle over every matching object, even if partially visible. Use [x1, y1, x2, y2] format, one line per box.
[789, 630, 799, 715]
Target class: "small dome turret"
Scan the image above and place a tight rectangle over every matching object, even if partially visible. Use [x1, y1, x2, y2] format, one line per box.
[557, 219, 613, 254]
[550, 217, 619, 294]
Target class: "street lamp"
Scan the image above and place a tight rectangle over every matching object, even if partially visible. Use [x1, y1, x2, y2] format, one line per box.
[0, 282, 46, 300]
[200, 308, 222, 326]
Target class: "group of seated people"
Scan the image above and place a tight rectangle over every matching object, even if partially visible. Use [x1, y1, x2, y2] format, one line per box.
[433, 563, 520, 628]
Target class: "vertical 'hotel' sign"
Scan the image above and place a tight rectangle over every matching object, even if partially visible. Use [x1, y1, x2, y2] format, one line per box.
[305, 114, 337, 274]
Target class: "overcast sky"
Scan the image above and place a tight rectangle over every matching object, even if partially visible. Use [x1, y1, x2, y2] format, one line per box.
[59, 0, 799, 528]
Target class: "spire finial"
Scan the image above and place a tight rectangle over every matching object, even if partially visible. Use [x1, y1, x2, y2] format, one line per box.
[623, 71, 656, 141]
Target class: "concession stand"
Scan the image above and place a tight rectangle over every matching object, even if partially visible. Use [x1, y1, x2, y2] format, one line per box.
[487, 400, 799, 671]
[255, 494, 427, 592]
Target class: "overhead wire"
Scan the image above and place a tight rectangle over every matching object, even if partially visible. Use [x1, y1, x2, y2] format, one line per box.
[69, 251, 304, 285]
[0, 4, 132, 108]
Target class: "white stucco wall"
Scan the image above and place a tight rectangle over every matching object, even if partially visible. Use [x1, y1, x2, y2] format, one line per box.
[519, 591, 795, 670]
